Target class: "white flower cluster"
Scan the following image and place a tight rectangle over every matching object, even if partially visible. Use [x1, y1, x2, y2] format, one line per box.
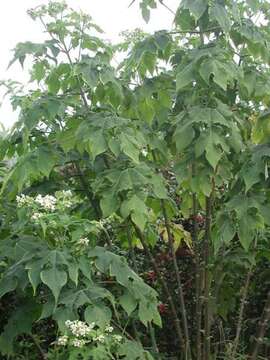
[72, 339, 86, 348]
[16, 194, 33, 207]
[59, 190, 73, 208]
[105, 325, 114, 333]
[78, 237, 90, 246]
[93, 334, 105, 343]
[16, 190, 74, 213]
[35, 194, 57, 211]
[113, 335, 123, 342]
[31, 212, 43, 221]
[57, 335, 68, 346]
[65, 320, 95, 337]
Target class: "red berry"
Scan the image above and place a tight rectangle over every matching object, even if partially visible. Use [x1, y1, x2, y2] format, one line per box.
[158, 303, 168, 314]
[146, 271, 157, 281]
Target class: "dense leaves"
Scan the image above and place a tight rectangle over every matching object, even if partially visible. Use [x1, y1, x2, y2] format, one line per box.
[1, 0, 270, 359]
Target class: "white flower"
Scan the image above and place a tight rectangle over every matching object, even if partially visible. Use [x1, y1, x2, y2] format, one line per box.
[113, 335, 123, 342]
[72, 339, 86, 348]
[62, 190, 72, 197]
[105, 325, 114, 333]
[88, 322, 96, 330]
[65, 320, 93, 337]
[16, 194, 33, 207]
[94, 334, 105, 343]
[65, 320, 72, 327]
[78, 238, 89, 246]
[141, 149, 148, 157]
[31, 212, 42, 221]
[35, 194, 56, 211]
[57, 335, 68, 346]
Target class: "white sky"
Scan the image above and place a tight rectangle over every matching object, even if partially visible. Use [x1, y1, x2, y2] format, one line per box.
[0, 0, 179, 128]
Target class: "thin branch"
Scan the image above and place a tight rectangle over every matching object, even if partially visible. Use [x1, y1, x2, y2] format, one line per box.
[29, 334, 47, 360]
[158, 0, 175, 15]
[128, 0, 136, 8]
[161, 200, 192, 359]
[192, 165, 202, 360]
[250, 290, 270, 360]
[74, 162, 102, 219]
[133, 223, 185, 352]
[203, 196, 212, 360]
[170, 26, 221, 35]
[231, 267, 252, 358]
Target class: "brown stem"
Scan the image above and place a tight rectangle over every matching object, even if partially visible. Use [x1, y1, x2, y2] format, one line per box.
[203, 196, 212, 360]
[160, 200, 192, 359]
[133, 223, 185, 352]
[192, 191, 203, 360]
[29, 334, 47, 360]
[170, 27, 221, 35]
[74, 162, 102, 219]
[250, 290, 270, 360]
[231, 268, 252, 358]
[158, 0, 175, 15]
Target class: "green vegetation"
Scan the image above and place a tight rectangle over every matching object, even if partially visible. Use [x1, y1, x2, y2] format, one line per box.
[0, 1, 270, 359]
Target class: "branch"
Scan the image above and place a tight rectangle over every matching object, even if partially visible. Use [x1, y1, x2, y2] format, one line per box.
[250, 290, 270, 360]
[192, 166, 203, 360]
[158, 0, 175, 15]
[232, 268, 252, 357]
[160, 200, 192, 358]
[128, 0, 136, 8]
[133, 222, 185, 352]
[203, 195, 212, 360]
[170, 26, 221, 35]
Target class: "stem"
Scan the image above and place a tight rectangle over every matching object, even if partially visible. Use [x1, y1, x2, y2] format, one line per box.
[29, 334, 47, 360]
[133, 223, 186, 352]
[126, 227, 141, 343]
[158, 0, 175, 15]
[203, 196, 212, 360]
[160, 200, 191, 359]
[74, 162, 102, 219]
[192, 190, 202, 360]
[250, 290, 270, 360]
[231, 268, 252, 358]
[149, 323, 161, 359]
[170, 27, 221, 35]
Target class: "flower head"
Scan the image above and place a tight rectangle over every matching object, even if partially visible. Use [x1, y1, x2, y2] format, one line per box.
[105, 325, 114, 333]
[72, 339, 86, 348]
[78, 237, 89, 246]
[35, 194, 57, 211]
[113, 335, 123, 342]
[65, 320, 93, 337]
[94, 334, 105, 343]
[57, 335, 68, 346]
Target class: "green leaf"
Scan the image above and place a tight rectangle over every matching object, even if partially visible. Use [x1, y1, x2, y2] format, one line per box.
[41, 268, 67, 305]
[238, 214, 255, 250]
[0, 277, 17, 298]
[89, 131, 107, 160]
[120, 134, 140, 163]
[174, 123, 195, 152]
[0, 300, 41, 355]
[100, 192, 119, 217]
[84, 303, 112, 329]
[119, 290, 137, 316]
[119, 340, 154, 360]
[199, 58, 232, 91]
[131, 211, 147, 231]
[210, 3, 231, 33]
[176, 62, 194, 91]
[179, 0, 208, 21]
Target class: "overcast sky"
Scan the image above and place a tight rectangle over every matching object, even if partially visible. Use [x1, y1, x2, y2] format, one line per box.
[0, 0, 179, 128]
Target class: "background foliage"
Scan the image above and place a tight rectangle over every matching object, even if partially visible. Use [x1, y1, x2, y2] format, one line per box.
[1, 0, 270, 359]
